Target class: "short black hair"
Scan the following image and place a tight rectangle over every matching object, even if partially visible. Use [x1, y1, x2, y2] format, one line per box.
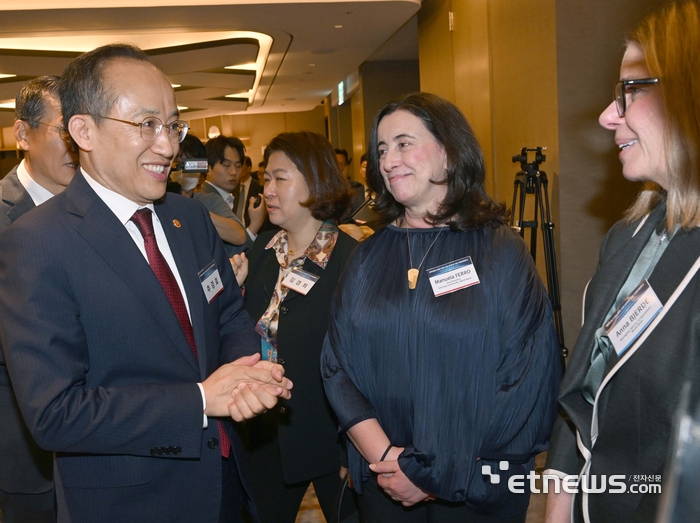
[179, 134, 206, 159]
[60, 44, 149, 129]
[206, 136, 244, 168]
[334, 148, 350, 165]
[15, 75, 62, 130]
[243, 156, 252, 168]
[367, 92, 507, 230]
[265, 132, 352, 221]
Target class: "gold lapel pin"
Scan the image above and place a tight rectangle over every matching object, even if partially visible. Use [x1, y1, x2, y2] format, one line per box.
[173, 219, 182, 228]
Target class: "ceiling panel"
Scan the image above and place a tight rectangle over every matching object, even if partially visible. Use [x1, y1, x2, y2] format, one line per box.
[0, 1, 421, 128]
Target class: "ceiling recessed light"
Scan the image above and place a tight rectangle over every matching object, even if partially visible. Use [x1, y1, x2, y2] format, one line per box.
[334, 25, 343, 29]
[177, 106, 188, 111]
[171, 83, 181, 89]
[0, 74, 16, 80]
[0, 101, 15, 109]
[224, 62, 257, 71]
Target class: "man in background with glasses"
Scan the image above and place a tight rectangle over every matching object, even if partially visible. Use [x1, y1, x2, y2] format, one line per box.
[0, 75, 78, 523]
[0, 44, 292, 523]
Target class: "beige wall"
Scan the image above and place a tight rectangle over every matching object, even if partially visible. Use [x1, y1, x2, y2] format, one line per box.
[417, 0, 667, 349]
[185, 105, 326, 167]
[350, 85, 366, 183]
[354, 60, 420, 183]
[418, 0, 559, 291]
[556, 0, 665, 344]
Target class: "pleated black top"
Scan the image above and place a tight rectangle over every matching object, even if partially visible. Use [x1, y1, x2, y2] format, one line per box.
[321, 223, 561, 517]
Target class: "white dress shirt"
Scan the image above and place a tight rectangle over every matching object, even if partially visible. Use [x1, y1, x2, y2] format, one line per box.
[82, 170, 208, 424]
[16, 160, 55, 206]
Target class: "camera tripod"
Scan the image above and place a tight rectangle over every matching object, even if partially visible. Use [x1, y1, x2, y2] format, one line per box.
[510, 147, 567, 370]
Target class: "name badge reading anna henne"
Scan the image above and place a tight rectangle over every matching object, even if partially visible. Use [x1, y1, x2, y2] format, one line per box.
[426, 256, 480, 297]
[198, 260, 224, 303]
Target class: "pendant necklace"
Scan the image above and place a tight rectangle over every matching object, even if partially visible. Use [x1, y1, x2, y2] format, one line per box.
[405, 224, 444, 290]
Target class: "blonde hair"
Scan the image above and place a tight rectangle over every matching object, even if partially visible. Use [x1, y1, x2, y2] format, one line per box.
[624, 0, 700, 229]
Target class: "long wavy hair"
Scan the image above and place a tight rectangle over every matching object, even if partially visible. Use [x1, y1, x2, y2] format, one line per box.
[366, 92, 507, 230]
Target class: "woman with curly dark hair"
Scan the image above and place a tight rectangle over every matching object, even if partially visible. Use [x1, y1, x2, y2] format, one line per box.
[321, 92, 561, 522]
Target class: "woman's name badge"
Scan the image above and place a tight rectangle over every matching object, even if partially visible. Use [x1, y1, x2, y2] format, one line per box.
[281, 267, 319, 295]
[426, 256, 480, 297]
[604, 279, 662, 356]
[198, 260, 223, 303]
[261, 337, 278, 363]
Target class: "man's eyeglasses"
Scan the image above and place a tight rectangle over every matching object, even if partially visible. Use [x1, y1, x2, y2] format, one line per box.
[93, 115, 189, 144]
[614, 78, 659, 117]
[24, 119, 68, 138]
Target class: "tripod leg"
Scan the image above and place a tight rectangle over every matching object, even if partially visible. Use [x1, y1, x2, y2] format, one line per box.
[511, 178, 520, 229]
[537, 174, 567, 371]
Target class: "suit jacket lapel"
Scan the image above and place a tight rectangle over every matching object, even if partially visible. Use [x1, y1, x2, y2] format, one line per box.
[587, 225, 700, 446]
[67, 172, 199, 373]
[564, 206, 665, 386]
[560, 204, 666, 447]
[647, 227, 700, 303]
[598, 225, 700, 384]
[2, 170, 36, 224]
[155, 200, 209, 380]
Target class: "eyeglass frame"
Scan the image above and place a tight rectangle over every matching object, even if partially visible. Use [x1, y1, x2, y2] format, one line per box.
[91, 114, 189, 144]
[22, 119, 68, 137]
[614, 78, 659, 117]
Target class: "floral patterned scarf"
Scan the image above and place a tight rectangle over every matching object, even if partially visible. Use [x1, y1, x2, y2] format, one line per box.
[255, 221, 339, 358]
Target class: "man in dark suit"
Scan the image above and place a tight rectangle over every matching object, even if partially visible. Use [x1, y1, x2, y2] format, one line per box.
[0, 75, 79, 523]
[0, 44, 291, 523]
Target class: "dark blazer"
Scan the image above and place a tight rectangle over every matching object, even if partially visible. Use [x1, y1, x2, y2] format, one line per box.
[0, 170, 260, 523]
[546, 203, 700, 522]
[0, 167, 53, 496]
[243, 228, 357, 484]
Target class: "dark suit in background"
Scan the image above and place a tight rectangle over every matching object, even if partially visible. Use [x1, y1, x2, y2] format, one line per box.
[0, 167, 53, 521]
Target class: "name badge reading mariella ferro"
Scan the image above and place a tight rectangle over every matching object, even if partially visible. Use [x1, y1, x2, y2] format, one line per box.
[426, 256, 480, 297]
[198, 260, 223, 303]
[605, 279, 662, 356]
